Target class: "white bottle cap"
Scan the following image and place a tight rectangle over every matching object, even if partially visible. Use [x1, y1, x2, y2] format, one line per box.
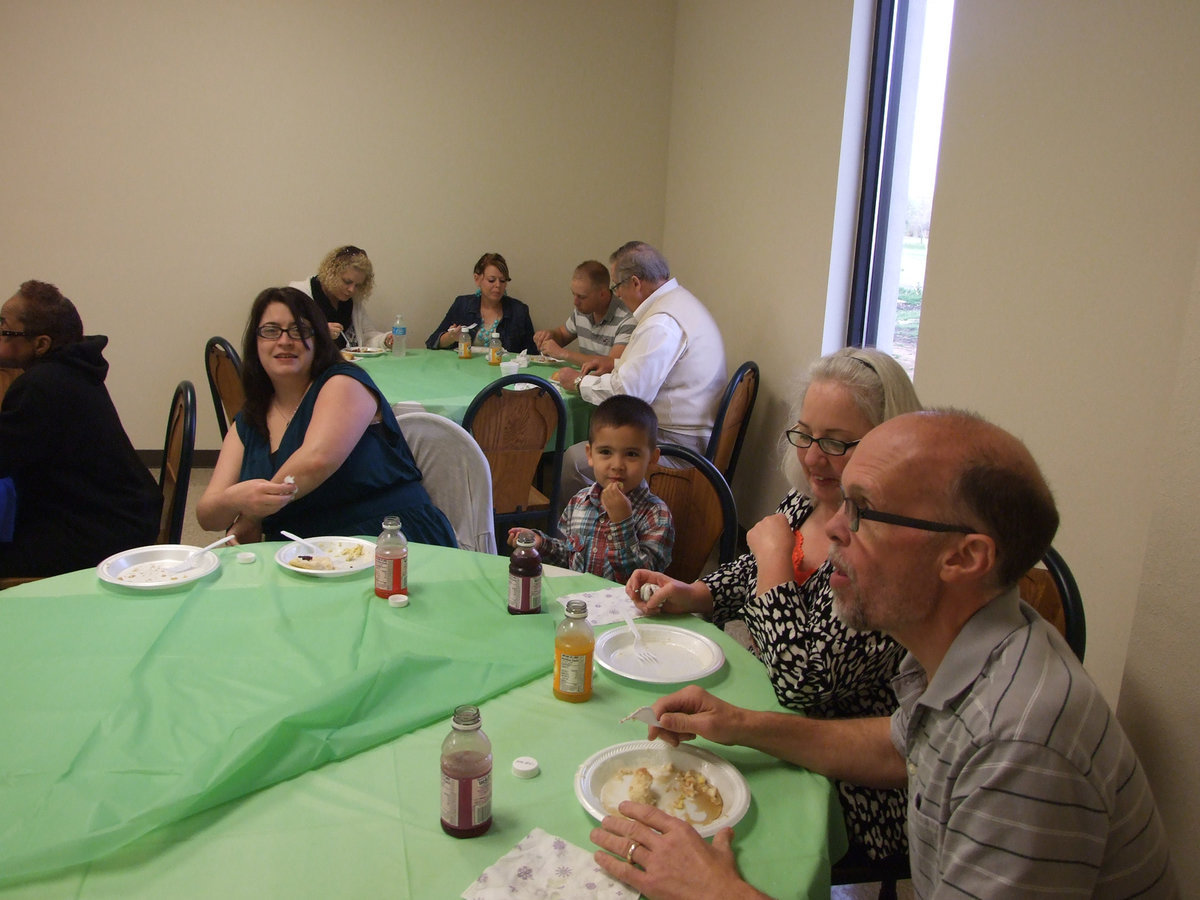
[512, 756, 540, 779]
[388, 594, 409, 608]
[237, 552, 256, 564]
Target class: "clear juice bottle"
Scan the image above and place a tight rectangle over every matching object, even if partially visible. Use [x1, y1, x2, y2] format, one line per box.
[507, 531, 542, 614]
[488, 332, 503, 365]
[374, 516, 408, 598]
[554, 599, 594, 702]
[440, 705, 492, 838]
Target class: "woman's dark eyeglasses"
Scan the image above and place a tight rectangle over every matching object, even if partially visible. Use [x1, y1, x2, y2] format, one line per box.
[785, 429, 861, 456]
[840, 492, 973, 534]
[256, 323, 314, 341]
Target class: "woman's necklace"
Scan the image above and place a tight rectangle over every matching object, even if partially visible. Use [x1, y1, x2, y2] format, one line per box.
[273, 381, 313, 427]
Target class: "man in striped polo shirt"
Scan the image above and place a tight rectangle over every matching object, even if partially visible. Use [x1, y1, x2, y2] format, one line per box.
[590, 409, 1177, 899]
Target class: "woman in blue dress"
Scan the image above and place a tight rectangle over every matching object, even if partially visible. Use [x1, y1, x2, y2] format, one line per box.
[197, 287, 456, 546]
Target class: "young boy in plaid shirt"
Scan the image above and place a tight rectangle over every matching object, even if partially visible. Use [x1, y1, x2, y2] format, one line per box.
[507, 395, 673, 582]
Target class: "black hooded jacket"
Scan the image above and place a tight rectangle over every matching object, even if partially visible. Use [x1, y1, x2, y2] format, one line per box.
[0, 335, 160, 576]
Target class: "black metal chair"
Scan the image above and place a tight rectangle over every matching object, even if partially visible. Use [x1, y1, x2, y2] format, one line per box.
[158, 381, 197, 545]
[704, 360, 759, 482]
[1020, 545, 1086, 662]
[462, 374, 568, 537]
[204, 336, 244, 439]
[647, 443, 738, 583]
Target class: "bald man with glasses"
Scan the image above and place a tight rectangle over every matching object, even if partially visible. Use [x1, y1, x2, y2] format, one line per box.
[591, 409, 1177, 900]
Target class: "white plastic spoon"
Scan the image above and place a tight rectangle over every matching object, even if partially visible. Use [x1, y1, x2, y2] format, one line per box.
[619, 706, 661, 727]
[166, 534, 235, 573]
[280, 530, 321, 555]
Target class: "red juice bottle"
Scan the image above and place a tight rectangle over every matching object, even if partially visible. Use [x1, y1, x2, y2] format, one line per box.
[439, 705, 492, 838]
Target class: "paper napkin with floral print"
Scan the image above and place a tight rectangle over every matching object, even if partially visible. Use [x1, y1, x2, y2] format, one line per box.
[462, 827, 636, 899]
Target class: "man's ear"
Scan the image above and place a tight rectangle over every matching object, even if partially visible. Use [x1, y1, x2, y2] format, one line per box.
[584, 442, 594, 468]
[648, 446, 660, 467]
[31, 335, 53, 358]
[939, 532, 996, 585]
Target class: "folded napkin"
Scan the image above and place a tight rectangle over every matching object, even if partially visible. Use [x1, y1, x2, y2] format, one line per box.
[554, 586, 642, 626]
[462, 827, 634, 900]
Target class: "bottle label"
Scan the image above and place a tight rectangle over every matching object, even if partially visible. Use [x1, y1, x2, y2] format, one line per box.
[558, 652, 588, 694]
[375, 555, 408, 597]
[393, 326, 406, 336]
[488, 345, 502, 365]
[507, 573, 541, 612]
[440, 770, 491, 828]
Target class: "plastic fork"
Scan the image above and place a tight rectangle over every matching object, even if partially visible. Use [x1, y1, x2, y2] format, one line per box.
[621, 608, 659, 666]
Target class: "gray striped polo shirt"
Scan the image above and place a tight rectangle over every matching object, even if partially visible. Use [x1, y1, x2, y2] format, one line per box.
[890, 589, 1177, 898]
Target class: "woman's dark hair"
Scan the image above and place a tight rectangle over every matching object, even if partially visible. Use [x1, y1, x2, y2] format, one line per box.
[473, 252, 510, 281]
[240, 286, 344, 438]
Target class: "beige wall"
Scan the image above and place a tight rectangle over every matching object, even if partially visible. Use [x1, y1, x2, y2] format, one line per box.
[1, 0, 676, 451]
[662, 0, 857, 513]
[664, 0, 1200, 879]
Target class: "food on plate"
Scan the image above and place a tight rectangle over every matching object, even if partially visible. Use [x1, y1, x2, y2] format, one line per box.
[286, 540, 367, 571]
[605, 762, 724, 825]
[289, 555, 335, 571]
[117, 561, 192, 583]
[628, 767, 656, 805]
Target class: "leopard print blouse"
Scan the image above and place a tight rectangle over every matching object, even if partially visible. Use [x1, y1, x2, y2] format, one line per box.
[702, 490, 908, 862]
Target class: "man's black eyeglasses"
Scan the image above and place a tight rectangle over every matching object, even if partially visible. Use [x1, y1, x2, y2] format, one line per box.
[256, 323, 315, 341]
[609, 277, 630, 293]
[0, 330, 29, 338]
[841, 493, 973, 534]
[785, 429, 861, 457]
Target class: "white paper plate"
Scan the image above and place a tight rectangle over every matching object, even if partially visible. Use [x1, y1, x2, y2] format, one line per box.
[345, 346, 386, 357]
[575, 740, 750, 838]
[529, 354, 567, 366]
[97, 544, 221, 589]
[594, 624, 725, 683]
[275, 536, 375, 577]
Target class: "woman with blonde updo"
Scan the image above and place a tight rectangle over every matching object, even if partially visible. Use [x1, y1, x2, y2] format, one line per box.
[290, 245, 389, 349]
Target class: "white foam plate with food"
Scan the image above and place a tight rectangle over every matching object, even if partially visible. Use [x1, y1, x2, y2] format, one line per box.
[274, 537, 375, 577]
[594, 624, 725, 683]
[345, 346, 386, 358]
[575, 740, 750, 838]
[529, 354, 567, 366]
[97, 544, 221, 589]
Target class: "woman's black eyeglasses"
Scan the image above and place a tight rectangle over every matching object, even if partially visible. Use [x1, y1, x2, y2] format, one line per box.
[256, 323, 314, 341]
[840, 492, 973, 534]
[785, 429, 861, 456]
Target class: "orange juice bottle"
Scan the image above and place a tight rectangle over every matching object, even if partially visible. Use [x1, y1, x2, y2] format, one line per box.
[553, 599, 594, 702]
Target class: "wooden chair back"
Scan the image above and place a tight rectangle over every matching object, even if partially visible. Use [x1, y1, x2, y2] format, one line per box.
[205, 336, 245, 438]
[158, 381, 197, 545]
[462, 375, 567, 534]
[705, 361, 759, 481]
[648, 444, 738, 583]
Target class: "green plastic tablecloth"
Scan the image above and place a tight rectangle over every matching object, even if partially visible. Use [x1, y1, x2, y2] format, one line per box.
[0, 544, 846, 897]
[356, 348, 593, 444]
[0, 543, 570, 885]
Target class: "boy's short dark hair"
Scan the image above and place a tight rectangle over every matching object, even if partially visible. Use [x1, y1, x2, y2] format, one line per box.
[588, 395, 658, 447]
